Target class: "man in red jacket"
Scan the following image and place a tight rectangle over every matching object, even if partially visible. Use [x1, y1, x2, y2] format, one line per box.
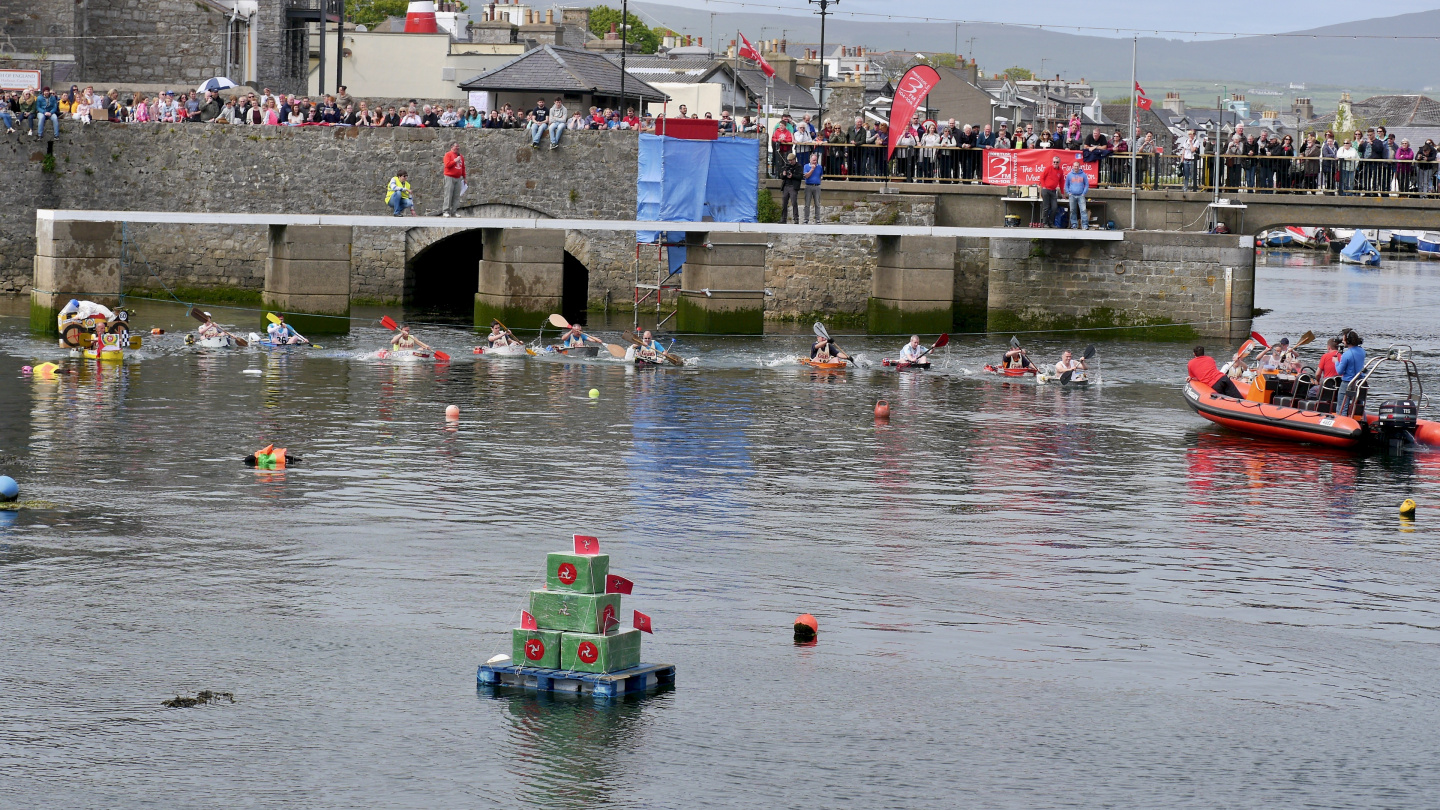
[1038, 155, 1064, 227]
[442, 142, 466, 217]
[1188, 346, 1242, 398]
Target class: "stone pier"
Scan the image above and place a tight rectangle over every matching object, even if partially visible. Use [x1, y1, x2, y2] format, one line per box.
[474, 228, 565, 328]
[868, 235, 956, 334]
[264, 225, 353, 333]
[30, 219, 122, 333]
[676, 232, 768, 334]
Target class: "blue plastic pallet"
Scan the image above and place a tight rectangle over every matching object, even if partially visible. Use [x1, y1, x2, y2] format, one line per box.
[477, 662, 676, 699]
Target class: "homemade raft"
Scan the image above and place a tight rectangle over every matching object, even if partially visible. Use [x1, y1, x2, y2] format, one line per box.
[477, 535, 673, 700]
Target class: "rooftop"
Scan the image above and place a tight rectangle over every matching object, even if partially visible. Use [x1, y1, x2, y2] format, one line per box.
[459, 45, 667, 101]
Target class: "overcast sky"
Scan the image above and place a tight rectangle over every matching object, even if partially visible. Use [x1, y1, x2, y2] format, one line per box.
[656, 0, 1436, 39]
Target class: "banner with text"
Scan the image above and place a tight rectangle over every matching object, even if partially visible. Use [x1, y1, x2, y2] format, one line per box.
[983, 149, 1097, 187]
[886, 64, 941, 160]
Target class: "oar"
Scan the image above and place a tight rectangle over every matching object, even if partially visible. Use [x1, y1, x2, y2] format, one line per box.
[812, 321, 853, 364]
[189, 306, 248, 347]
[380, 315, 450, 362]
[547, 313, 623, 357]
[265, 312, 320, 348]
[621, 329, 680, 364]
[1295, 330, 1315, 348]
[493, 318, 522, 346]
[903, 333, 949, 368]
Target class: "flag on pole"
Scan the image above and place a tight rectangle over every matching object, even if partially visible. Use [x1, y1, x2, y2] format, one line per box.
[738, 33, 775, 79]
[1134, 81, 1146, 95]
[573, 534, 600, 555]
[605, 574, 634, 594]
[521, 610, 538, 630]
[1136, 96, 1152, 111]
[633, 610, 653, 633]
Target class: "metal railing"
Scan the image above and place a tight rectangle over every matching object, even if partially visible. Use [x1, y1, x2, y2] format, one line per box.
[765, 144, 1440, 198]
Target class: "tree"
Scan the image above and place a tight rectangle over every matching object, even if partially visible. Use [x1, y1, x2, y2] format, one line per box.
[916, 53, 959, 69]
[588, 6, 661, 54]
[871, 51, 917, 84]
[1002, 66, 1034, 81]
[346, 0, 410, 30]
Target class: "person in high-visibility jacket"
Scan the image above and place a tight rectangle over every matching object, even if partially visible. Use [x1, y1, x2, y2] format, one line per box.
[386, 170, 413, 216]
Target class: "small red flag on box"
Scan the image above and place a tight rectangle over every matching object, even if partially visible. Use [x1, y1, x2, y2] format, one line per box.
[633, 610, 653, 634]
[605, 574, 634, 594]
[521, 610, 538, 630]
[573, 534, 600, 555]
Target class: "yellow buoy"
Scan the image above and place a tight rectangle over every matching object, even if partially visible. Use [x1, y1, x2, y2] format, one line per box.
[1400, 499, 1417, 517]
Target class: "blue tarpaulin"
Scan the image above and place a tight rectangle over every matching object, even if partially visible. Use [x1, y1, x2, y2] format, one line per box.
[1340, 231, 1381, 266]
[636, 134, 758, 255]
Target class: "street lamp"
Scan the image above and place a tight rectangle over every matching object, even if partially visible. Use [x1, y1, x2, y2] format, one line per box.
[809, 0, 836, 122]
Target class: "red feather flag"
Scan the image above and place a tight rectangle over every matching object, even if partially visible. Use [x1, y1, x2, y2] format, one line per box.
[1136, 95, 1153, 111]
[633, 610, 653, 634]
[573, 534, 600, 555]
[605, 574, 634, 595]
[886, 65, 942, 161]
[520, 610, 538, 630]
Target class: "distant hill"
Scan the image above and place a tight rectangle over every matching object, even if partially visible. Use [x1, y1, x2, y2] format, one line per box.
[605, 2, 1440, 94]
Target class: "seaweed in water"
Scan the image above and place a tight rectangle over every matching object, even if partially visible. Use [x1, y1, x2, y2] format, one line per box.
[162, 690, 235, 708]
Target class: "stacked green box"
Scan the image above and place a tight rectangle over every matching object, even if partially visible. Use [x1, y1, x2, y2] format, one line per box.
[511, 628, 563, 669]
[561, 628, 643, 674]
[529, 590, 623, 634]
[545, 552, 609, 594]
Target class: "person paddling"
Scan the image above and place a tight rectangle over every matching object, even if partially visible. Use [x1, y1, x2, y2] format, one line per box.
[485, 320, 519, 348]
[899, 335, 931, 368]
[1002, 343, 1032, 370]
[196, 314, 224, 340]
[390, 325, 430, 351]
[811, 334, 851, 363]
[1188, 346, 1242, 398]
[267, 314, 308, 345]
[1054, 349, 1088, 383]
[557, 324, 601, 350]
[637, 330, 664, 362]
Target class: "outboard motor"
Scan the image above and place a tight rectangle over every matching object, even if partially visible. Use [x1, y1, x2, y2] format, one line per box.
[1375, 399, 1419, 450]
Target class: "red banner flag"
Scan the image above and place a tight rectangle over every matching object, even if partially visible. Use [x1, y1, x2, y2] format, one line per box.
[633, 610, 653, 633]
[1135, 81, 1146, 95]
[520, 610, 538, 630]
[605, 574, 634, 595]
[887, 64, 942, 161]
[983, 149, 1097, 187]
[1136, 95, 1152, 111]
[573, 534, 600, 555]
[737, 33, 775, 79]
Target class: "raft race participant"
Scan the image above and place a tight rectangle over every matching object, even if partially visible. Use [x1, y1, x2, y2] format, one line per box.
[1188, 346, 1242, 398]
[811, 333, 851, 363]
[1054, 349, 1088, 383]
[1002, 342, 1033, 370]
[485, 320, 520, 348]
[196, 315, 224, 340]
[898, 335, 931, 369]
[243, 445, 301, 469]
[267, 314, 308, 345]
[557, 324, 602, 350]
[389, 325, 433, 352]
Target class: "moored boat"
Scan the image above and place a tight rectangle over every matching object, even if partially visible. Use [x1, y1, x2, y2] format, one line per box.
[1338, 231, 1381, 266]
[1417, 232, 1440, 258]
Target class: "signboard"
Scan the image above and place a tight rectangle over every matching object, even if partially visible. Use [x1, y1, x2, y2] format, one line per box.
[983, 148, 1098, 186]
[0, 70, 42, 91]
[467, 90, 489, 113]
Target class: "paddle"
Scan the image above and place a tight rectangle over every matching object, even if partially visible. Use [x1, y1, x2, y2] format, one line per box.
[380, 315, 450, 362]
[492, 318, 523, 347]
[622, 329, 682, 365]
[547, 313, 624, 358]
[1295, 330, 1315, 348]
[265, 312, 320, 349]
[188, 306, 248, 347]
[900, 333, 949, 368]
[812, 320, 854, 364]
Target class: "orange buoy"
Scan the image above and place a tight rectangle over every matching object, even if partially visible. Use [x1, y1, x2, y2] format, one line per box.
[794, 613, 818, 642]
[874, 399, 890, 419]
[150, 327, 165, 335]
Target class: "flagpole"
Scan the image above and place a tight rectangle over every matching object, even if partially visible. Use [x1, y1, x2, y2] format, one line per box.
[734, 30, 741, 118]
[1128, 35, 1137, 231]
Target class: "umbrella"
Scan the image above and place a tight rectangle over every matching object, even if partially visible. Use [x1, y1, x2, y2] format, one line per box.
[197, 77, 238, 94]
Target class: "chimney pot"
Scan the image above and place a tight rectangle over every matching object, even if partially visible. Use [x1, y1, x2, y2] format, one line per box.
[545, 9, 553, 23]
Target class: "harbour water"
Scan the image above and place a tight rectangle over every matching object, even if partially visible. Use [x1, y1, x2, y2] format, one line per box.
[1, 253, 1438, 808]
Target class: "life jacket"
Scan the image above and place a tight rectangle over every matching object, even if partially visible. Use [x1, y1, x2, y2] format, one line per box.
[253, 445, 287, 469]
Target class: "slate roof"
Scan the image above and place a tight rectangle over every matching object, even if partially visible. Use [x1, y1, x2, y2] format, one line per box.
[612, 54, 719, 85]
[1310, 94, 1440, 127]
[697, 63, 820, 112]
[1102, 104, 1183, 141]
[459, 45, 667, 101]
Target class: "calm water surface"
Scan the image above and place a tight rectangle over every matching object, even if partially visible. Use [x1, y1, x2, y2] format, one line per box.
[2, 252, 1439, 808]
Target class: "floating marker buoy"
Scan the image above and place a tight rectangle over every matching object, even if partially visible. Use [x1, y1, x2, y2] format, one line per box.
[1400, 498, 1417, 517]
[589, 388, 600, 399]
[151, 328, 164, 335]
[874, 399, 890, 419]
[445, 405, 460, 420]
[794, 613, 818, 642]
[0, 475, 18, 503]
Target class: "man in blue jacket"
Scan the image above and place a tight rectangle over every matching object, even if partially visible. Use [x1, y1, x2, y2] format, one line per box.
[1065, 162, 1090, 229]
[1336, 330, 1366, 416]
[36, 86, 60, 138]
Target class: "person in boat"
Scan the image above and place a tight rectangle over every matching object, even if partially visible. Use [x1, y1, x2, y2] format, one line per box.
[61, 298, 115, 324]
[1054, 350, 1088, 383]
[1309, 337, 1342, 400]
[485, 321, 519, 348]
[196, 314, 224, 340]
[899, 335, 930, 367]
[1267, 337, 1300, 372]
[390, 325, 423, 350]
[243, 445, 301, 469]
[1001, 344, 1033, 370]
[558, 325, 601, 350]
[810, 335, 851, 363]
[1336, 330, 1366, 416]
[1189, 346, 1242, 398]
[637, 330, 665, 362]
[90, 320, 122, 355]
[267, 314, 307, 345]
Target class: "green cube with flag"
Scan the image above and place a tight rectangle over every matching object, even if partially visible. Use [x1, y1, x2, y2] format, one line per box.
[545, 551, 609, 594]
[511, 628, 562, 669]
[561, 628, 643, 674]
[528, 589, 622, 634]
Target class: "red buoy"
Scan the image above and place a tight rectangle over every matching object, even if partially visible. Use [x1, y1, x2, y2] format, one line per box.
[874, 399, 890, 419]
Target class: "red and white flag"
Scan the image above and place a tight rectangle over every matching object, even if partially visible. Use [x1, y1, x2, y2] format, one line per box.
[573, 534, 600, 555]
[1134, 81, 1146, 96]
[633, 610, 653, 633]
[886, 65, 942, 160]
[605, 574, 634, 595]
[1136, 96, 1153, 111]
[738, 33, 775, 79]
[520, 610, 538, 630]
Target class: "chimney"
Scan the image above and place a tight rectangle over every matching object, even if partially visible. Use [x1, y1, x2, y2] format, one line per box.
[545, 8, 552, 23]
[779, 37, 787, 53]
[1162, 91, 1185, 116]
[697, 36, 702, 47]
[1292, 97, 1313, 120]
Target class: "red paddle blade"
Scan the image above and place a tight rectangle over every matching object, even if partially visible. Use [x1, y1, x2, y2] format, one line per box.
[1249, 331, 1268, 347]
[380, 315, 399, 331]
[932, 333, 950, 349]
[434, 350, 451, 363]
